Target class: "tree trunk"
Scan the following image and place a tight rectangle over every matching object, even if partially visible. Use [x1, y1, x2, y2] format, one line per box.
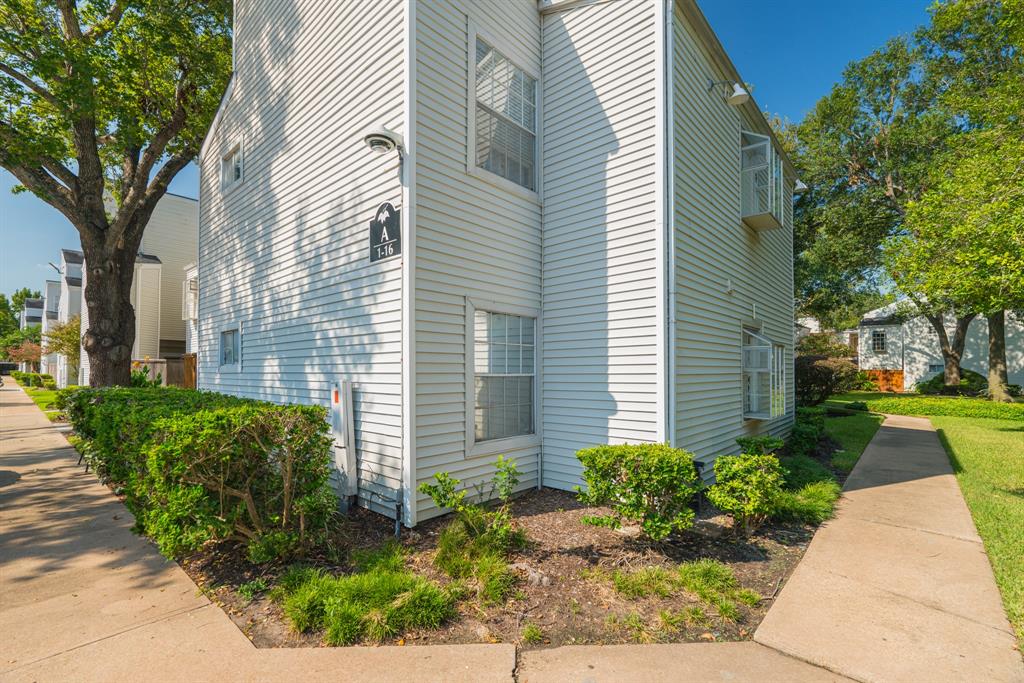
[925, 311, 975, 390]
[80, 240, 140, 387]
[987, 310, 1012, 403]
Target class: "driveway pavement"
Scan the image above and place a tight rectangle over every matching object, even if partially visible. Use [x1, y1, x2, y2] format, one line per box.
[2, 382, 1020, 682]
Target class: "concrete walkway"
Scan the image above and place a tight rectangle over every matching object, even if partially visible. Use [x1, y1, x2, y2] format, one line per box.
[756, 414, 1024, 682]
[2, 382, 1020, 682]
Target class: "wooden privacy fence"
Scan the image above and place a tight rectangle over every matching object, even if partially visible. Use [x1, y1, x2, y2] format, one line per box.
[132, 358, 187, 387]
[863, 368, 904, 393]
[183, 353, 197, 389]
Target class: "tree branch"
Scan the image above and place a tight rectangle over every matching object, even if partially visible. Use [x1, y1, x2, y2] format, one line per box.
[83, 1, 128, 41]
[0, 64, 63, 110]
[55, 0, 83, 40]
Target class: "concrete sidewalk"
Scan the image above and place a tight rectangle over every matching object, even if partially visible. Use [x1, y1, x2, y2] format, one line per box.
[756, 414, 1024, 682]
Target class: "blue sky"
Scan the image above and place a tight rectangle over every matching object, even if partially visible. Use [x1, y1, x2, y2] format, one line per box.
[0, 0, 932, 297]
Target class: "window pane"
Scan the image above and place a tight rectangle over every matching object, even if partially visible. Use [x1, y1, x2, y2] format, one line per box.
[473, 311, 536, 441]
[475, 38, 536, 190]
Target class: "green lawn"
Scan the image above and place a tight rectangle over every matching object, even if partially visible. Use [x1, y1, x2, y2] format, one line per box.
[828, 391, 1024, 421]
[825, 411, 885, 473]
[24, 387, 60, 412]
[933, 416, 1024, 644]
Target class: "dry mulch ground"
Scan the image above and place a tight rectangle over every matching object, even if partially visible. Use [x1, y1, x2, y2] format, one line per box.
[181, 488, 816, 650]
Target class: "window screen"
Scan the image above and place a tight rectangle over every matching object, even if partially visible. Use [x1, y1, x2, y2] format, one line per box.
[473, 311, 535, 441]
[742, 328, 786, 419]
[475, 39, 536, 190]
[220, 328, 240, 367]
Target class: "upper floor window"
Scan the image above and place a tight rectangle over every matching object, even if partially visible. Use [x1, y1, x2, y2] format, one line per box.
[221, 144, 243, 190]
[871, 330, 886, 353]
[182, 277, 198, 321]
[741, 132, 784, 231]
[742, 328, 786, 420]
[474, 38, 536, 191]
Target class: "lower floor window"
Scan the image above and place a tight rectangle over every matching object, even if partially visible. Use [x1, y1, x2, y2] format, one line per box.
[742, 328, 786, 419]
[220, 327, 240, 367]
[473, 310, 535, 441]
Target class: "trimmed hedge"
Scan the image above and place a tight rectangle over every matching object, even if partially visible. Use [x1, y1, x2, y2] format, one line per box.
[863, 395, 1024, 421]
[58, 387, 337, 561]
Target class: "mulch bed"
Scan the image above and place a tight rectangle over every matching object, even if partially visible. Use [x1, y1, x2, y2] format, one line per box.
[180, 488, 819, 650]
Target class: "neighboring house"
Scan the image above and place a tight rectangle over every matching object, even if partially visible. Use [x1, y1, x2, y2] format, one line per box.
[858, 304, 1024, 392]
[52, 249, 84, 388]
[19, 298, 43, 329]
[39, 280, 61, 377]
[198, 0, 797, 525]
[78, 254, 163, 386]
[78, 193, 198, 386]
[183, 263, 199, 355]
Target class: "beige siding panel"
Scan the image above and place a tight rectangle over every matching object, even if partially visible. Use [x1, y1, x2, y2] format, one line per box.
[541, 0, 660, 491]
[414, 0, 542, 521]
[133, 265, 162, 359]
[198, 0, 406, 516]
[672, 7, 795, 468]
[139, 194, 198, 348]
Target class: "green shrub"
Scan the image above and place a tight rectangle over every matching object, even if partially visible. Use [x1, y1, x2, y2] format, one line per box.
[773, 480, 841, 524]
[238, 578, 268, 601]
[10, 370, 25, 383]
[779, 454, 833, 489]
[852, 371, 879, 391]
[861, 395, 1024, 420]
[735, 435, 785, 455]
[916, 368, 987, 396]
[419, 459, 526, 604]
[847, 401, 869, 411]
[130, 367, 162, 388]
[796, 333, 854, 358]
[707, 454, 784, 534]
[521, 622, 543, 644]
[42, 379, 57, 390]
[58, 387, 336, 561]
[575, 443, 701, 540]
[795, 355, 858, 405]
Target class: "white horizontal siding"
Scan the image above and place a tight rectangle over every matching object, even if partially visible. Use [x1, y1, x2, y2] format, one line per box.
[541, 0, 660, 491]
[672, 6, 795, 465]
[139, 194, 198, 349]
[132, 265, 162, 359]
[198, 0, 406, 517]
[414, 0, 542, 521]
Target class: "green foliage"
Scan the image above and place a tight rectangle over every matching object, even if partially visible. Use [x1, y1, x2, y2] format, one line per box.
[862, 395, 1024, 420]
[1, 325, 41, 361]
[521, 622, 543, 644]
[796, 333, 854, 358]
[916, 368, 988, 396]
[852, 371, 879, 391]
[130, 367, 162, 388]
[779, 454, 833, 490]
[277, 544, 456, 646]
[735, 435, 785, 456]
[42, 315, 81, 370]
[612, 567, 676, 599]
[420, 461, 526, 605]
[847, 401, 869, 411]
[707, 455, 785, 534]
[238, 578, 268, 602]
[787, 406, 826, 457]
[58, 387, 336, 561]
[774, 481, 842, 525]
[575, 443, 701, 541]
[795, 355, 859, 406]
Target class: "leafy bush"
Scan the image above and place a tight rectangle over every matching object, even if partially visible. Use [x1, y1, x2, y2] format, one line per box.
[847, 401, 869, 412]
[795, 355, 859, 405]
[916, 368, 988, 396]
[130, 367, 162, 388]
[14, 371, 45, 387]
[735, 435, 785, 455]
[778, 454, 832, 489]
[57, 387, 336, 561]
[419, 459, 526, 604]
[707, 454, 784, 534]
[42, 379, 57, 390]
[859, 395, 1024, 420]
[575, 443, 701, 540]
[852, 371, 879, 391]
[796, 333, 853, 358]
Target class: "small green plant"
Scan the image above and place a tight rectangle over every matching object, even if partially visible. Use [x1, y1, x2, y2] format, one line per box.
[246, 531, 299, 565]
[706, 454, 784, 534]
[521, 622, 543, 644]
[611, 567, 675, 598]
[830, 449, 858, 473]
[238, 578, 269, 601]
[575, 443, 701, 540]
[774, 480, 841, 524]
[847, 400, 869, 411]
[493, 454, 520, 503]
[735, 435, 785, 455]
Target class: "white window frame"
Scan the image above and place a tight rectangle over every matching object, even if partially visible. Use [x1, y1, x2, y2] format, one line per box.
[220, 142, 244, 192]
[742, 327, 786, 421]
[466, 20, 541, 203]
[181, 277, 199, 322]
[464, 297, 540, 458]
[218, 321, 242, 372]
[871, 329, 886, 353]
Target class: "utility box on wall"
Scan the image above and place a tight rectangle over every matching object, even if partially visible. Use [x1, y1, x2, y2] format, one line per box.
[330, 379, 357, 503]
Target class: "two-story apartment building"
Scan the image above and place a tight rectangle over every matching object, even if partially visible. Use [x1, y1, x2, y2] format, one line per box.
[198, 0, 797, 525]
[39, 280, 62, 377]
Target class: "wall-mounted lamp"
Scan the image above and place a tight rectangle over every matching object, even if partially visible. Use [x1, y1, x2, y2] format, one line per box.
[707, 79, 750, 106]
[363, 126, 405, 157]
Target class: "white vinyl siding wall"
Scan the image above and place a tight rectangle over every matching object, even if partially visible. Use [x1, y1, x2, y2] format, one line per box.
[671, 5, 795, 468]
[413, 0, 542, 521]
[540, 0, 661, 490]
[138, 194, 198, 351]
[198, 0, 406, 516]
[131, 264, 162, 359]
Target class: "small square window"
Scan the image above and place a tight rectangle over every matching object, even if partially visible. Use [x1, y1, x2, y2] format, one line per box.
[871, 330, 886, 353]
[928, 363, 943, 374]
[220, 327, 240, 368]
[221, 145, 243, 190]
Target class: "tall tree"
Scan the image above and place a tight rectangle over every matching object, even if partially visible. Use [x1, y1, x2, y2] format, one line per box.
[10, 287, 42, 315]
[0, 294, 17, 336]
[1, 1, 231, 385]
[43, 313, 81, 369]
